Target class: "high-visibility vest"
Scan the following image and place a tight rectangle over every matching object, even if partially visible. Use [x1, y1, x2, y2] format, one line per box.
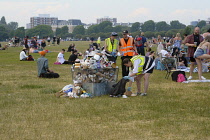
[97, 37, 101, 44]
[105, 38, 118, 52]
[120, 37, 135, 56]
[130, 55, 145, 75]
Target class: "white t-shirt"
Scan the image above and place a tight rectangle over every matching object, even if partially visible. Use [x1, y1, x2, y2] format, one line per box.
[57, 52, 65, 64]
[160, 50, 168, 57]
[20, 51, 28, 60]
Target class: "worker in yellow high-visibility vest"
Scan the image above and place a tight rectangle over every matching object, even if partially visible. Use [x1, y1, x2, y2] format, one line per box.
[104, 32, 119, 62]
[122, 55, 155, 96]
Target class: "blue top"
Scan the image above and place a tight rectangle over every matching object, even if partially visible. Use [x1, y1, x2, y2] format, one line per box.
[173, 40, 182, 48]
[140, 36, 147, 48]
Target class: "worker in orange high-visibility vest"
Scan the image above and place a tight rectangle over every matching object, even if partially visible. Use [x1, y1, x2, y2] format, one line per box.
[118, 30, 138, 77]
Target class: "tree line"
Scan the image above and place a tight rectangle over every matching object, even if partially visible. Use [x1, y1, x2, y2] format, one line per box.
[0, 16, 210, 41]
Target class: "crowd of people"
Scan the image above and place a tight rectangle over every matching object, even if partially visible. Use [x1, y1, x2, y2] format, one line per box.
[13, 26, 210, 97]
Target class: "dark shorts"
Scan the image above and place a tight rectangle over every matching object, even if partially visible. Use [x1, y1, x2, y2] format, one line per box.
[190, 57, 196, 62]
[143, 56, 154, 74]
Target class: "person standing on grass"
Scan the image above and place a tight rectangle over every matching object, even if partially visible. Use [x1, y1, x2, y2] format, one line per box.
[104, 32, 119, 62]
[57, 37, 60, 45]
[173, 33, 182, 49]
[41, 38, 46, 49]
[119, 30, 138, 77]
[194, 35, 210, 80]
[185, 27, 204, 80]
[135, 32, 148, 56]
[52, 36, 56, 46]
[37, 51, 59, 78]
[47, 36, 51, 46]
[122, 55, 155, 96]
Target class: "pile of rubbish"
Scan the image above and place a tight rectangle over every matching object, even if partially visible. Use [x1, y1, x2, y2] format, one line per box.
[55, 82, 92, 99]
[71, 56, 118, 83]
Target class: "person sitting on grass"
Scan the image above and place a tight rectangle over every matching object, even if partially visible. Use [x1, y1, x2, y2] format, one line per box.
[37, 51, 59, 78]
[56, 49, 69, 64]
[68, 50, 78, 64]
[20, 48, 28, 61]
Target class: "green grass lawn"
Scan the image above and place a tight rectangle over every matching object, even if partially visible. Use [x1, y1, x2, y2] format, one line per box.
[0, 41, 210, 140]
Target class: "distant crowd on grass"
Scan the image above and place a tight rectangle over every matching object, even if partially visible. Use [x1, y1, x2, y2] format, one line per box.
[1, 27, 208, 97]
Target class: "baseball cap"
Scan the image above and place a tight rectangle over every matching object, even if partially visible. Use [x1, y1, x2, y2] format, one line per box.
[122, 30, 128, 34]
[111, 32, 118, 36]
[39, 51, 46, 56]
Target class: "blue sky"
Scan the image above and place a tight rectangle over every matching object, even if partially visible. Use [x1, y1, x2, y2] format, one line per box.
[0, 0, 209, 27]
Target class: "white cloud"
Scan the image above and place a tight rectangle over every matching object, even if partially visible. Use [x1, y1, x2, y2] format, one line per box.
[128, 8, 150, 17]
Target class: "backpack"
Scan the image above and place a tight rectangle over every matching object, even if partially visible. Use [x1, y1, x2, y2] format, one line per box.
[171, 71, 187, 82]
[177, 74, 186, 82]
[135, 37, 143, 47]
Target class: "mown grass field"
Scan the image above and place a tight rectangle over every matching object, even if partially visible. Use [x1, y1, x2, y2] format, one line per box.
[0, 41, 210, 140]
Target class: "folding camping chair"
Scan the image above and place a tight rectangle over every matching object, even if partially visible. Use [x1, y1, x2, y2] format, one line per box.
[159, 53, 177, 79]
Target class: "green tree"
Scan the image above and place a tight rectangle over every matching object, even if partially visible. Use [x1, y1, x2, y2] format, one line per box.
[141, 20, 155, 32]
[61, 26, 69, 35]
[113, 25, 122, 32]
[7, 22, 18, 30]
[73, 25, 85, 35]
[201, 25, 210, 33]
[156, 21, 170, 31]
[9, 30, 15, 38]
[183, 26, 192, 35]
[170, 20, 186, 29]
[14, 27, 25, 38]
[0, 25, 9, 40]
[144, 31, 155, 38]
[26, 25, 53, 38]
[86, 25, 99, 34]
[165, 29, 179, 37]
[0, 16, 7, 25]
[131, 22, 140, 32]
[104, 25, 113, 33]
[98, 21, 112, 33]
[55, 28, 62, 36]
[197, 20, 206, 29]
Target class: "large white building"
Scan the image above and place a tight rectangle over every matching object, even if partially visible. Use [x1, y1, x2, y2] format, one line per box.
[51, 19, 82, 33]
[30, 14, 58, 28]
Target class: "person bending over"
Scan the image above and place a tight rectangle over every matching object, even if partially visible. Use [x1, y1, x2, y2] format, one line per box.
[123, 55, 155, 96]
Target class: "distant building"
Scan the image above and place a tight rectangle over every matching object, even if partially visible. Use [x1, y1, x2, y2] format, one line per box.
[190, 21, 198, 26]
[206, 18, 210, 25]
[26, 23, 32, 29]
[30, 14, 58, 28]
[97, 17, 117, 24]
[51, 19, 83, 33]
